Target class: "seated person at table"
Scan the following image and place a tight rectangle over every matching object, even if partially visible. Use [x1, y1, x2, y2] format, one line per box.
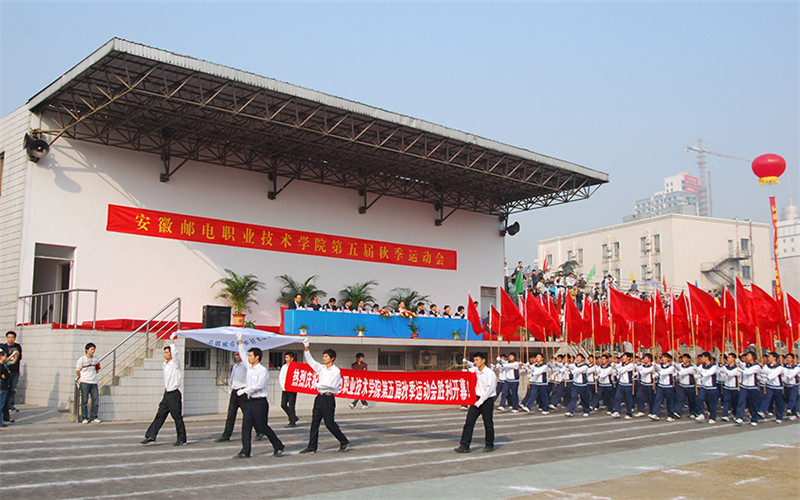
[454, 305, 466, 319]
[341, 299, 354, 312]
[415, 303, 427, 316]
[288, 294, 305, 310]
[371, 304, 381, 314]
[441, 305, 452, 318]
[429, 304, 440, 317]
[356, 300, 369, 313]
[322, 298, 337, 311]
[308, 296, 322, 311]
[396, 302, 407, 314]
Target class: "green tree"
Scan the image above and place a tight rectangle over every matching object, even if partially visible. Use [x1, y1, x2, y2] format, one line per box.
[559, 260, 581, 276]
[339, 280, 379, 305]
[275, 274, 326, 305]
[387, 287, 429, 310]
[212, 269, 265, 314]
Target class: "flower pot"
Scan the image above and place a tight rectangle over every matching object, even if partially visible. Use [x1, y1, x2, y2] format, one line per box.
[299, 328, 308, 336]
[232, 314, 245, 326]
[357, 331, 365, 337]
[410, 333, 419, 339]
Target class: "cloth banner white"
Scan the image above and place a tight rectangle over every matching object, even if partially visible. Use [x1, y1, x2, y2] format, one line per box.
[177, 326, 305, 352]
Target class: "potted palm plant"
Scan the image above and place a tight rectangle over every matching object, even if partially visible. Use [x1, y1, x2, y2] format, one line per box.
[212, 269, 265, 326]
[276, 274, 326, 305]
[409, 320, 422, 339]
[353, 324, 367, 337]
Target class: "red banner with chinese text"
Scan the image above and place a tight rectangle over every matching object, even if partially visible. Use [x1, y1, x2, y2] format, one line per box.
[770, 196, 783, 302]
[285, 362, 477, 405]
[106, 205, 457, 270]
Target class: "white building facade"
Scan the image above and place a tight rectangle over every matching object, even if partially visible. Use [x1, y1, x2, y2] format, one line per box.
[625, 172, 700, 222]
[777, 202, 800, 298]
[539, 214, 771, 294]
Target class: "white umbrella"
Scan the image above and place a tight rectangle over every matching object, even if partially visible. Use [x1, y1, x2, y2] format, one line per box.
[177, 326, 305, 352]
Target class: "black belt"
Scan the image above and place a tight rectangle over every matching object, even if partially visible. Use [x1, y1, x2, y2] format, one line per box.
[318, 391, 334, 396]
[249, 396, 266, 400]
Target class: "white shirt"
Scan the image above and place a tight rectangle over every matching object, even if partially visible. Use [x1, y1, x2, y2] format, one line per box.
[696, 363, 718, 388]
[654, 363, 677, 387]
[737, 361, 762, 388]
[163, 343, 181, 392]
[279, 363, 290, 391]
[238, 343, 268, 398]
[677, 364, 697, 387]
[720, 364, 740, 389]
[76, 355, 99, 384]
[471, 364, 498, 406]
[528, 363, 549, 385]
[228, 361, 247, 393]
[304, 350, 342, 394]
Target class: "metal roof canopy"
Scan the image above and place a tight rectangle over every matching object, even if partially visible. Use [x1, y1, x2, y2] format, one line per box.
[28, 38, 608, 220]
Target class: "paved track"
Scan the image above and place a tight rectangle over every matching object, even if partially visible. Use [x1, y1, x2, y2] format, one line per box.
[2, 407, 798, 499]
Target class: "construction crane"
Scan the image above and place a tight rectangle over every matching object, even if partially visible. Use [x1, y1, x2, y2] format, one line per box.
[685, 137, 749, 217]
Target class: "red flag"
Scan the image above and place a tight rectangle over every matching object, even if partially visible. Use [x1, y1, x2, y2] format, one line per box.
[671, 292, 691, 346]
[609, 287, 651, 324]
[735, 278, 757, 346]
[653, 291, 669, 346]
[751, 284, 781, 332]
[525, 291, 559, 340]
[596, 302, 611, 345]
[687, 283, 725, 323]
[467, 294, 483, 338]
[564, 293, 584, 343]
[500, 288, 525, 337]
[489, 305, 501, 339]
[547, 294, 562, 334]
[787, 294, 800, 350]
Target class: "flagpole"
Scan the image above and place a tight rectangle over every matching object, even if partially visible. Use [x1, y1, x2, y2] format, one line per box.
[669, 291, 676, 356]
[463, 293, 470, 368]
[734, 287, 740, 354]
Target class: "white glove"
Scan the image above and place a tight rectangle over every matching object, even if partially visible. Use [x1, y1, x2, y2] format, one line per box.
[170, 332, 178, 340]
[237, 389, 246, 396]
[473, 401, 481, 407]
[496, 356, 501, 362]
[462, 358, 469, 364]
[302, 337, 310, 348]
[236, 332, 243, 342]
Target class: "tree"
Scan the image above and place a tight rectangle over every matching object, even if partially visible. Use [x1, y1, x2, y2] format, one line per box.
[559, 260, 581, 276]
[275, 274, 326, 306]
[387, 287, 429, 310]
[339, 280, 379, 305]
[212, 269, 265, 314]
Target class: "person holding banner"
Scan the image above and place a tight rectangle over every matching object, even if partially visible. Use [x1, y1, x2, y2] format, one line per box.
[215, 350, 247, 442]
[141, 335, 187, 446]
[232, 334, 285, 459]
[279, 352, 300, 427]
[300, 338, 350, 454]
[455, 352, 496, 453]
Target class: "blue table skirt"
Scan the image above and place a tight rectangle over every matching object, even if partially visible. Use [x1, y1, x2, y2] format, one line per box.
[284, 310, 470, 340]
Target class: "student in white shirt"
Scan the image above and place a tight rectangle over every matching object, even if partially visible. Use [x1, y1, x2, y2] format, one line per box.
[215, 350, 247, 441]
[141, 336, 186, 446]
[279, 352, 300, 427]
[299, 338, 349, 454]
[233, 335, 285, 459]
[75, 342, 101, 424]
[455, 352, 497, 453]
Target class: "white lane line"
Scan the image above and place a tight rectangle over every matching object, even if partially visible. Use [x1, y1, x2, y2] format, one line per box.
[734, 477, 762, 485]
[5, 420, 720, 491]
[733, 454, 773, 461]
[57, 424, 727, 499]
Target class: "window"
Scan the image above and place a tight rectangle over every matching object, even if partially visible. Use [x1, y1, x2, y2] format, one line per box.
[640, 237, 648, 255]
[614, 268, 620, 282]
[602, 244, 610, 261]
[185, 348, 211, 370]
[268, 350, 299, 369]
[653, 234, 661, 253]
[641, 265, 648, 281]
[613, 242, 620, 258]
[378, 352, 405, 370]
[741, 238, 750, 254]
[577, 248, 584, 264]
[728, 239, 734, 257]
[655, 263, 662, 281]
[0, 152, 4, 196]
[742, 265, 751, 280]
[567, 250, 573, 262]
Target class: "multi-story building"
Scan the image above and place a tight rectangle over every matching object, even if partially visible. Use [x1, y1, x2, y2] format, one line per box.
[777, 202, 800, 298]
[624, 172, 700, 222]
[539, 214, 771, 294]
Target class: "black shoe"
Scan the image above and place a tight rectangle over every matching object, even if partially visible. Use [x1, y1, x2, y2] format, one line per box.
[453, 446, 470, 453]
[299, 448, 317, 454]
[286, 422, 297, 428]
[483, 445, 495, 453]
[173, 440, 187, 446]
[11, 407, 18, 413]
[215, 437, 230, 442]
[255, 434, 265, 441]
[140, 437, 156, 444]
[4, 419, 14, 423]
[338, 443, 349, 453]
[0, 423, 7, 428]
[233, 452, 250, 459]
[273, 447, 285, 457]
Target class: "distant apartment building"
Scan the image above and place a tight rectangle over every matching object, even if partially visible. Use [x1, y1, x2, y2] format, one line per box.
[538, 214, 771, 294]
[777, 202, 800, 298]
[624, 172, 700, 222]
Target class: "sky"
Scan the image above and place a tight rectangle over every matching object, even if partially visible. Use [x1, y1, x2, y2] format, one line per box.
[1, 1, 798, 266]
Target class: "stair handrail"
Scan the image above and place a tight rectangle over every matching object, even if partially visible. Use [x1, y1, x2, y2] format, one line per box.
[96, 297, 181, 389]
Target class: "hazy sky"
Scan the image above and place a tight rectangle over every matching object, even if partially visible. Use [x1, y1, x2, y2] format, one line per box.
[2, 1, 797, 266]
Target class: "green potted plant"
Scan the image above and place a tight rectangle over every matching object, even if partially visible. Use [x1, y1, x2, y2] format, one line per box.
[212, 269, 265, 326]
[409, 320, 422, 339]
[451, 329, 463, 340]
[276, 274, 326, 306]
[353, 324, 367, 337]
[298, 324, 309, 336]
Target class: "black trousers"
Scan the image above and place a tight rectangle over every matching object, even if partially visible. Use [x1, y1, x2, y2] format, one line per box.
[281, 391, 298, 424]
[307, 394, 348, 451]
[240, 398, 283, 455]
[145, 390, 186, 442]
[459, 399, 494, 448]
[222, 391, 248, 439]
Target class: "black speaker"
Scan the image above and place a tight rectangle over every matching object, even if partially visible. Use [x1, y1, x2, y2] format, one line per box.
[202, 305, 231, 328]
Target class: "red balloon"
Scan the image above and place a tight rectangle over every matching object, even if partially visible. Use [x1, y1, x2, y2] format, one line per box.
[752, 153, 786, 185]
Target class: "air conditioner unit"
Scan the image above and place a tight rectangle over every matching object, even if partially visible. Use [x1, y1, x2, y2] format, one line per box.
[419, 350, 437, 367]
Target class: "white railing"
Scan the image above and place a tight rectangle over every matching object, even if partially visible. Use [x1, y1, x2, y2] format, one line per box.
[17, 289, 97, 328]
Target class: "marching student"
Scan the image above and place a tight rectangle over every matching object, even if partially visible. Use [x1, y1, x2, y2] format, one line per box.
[216, 350, 247, 441]
[634, 354, 655, 418]
[497, 353, 521, 413]
[784, 353, 799, 420]
[300, 338, 349, 454]
[279, 352, 300, 426]
[455, 352, 496, 453]
[565, 354, 591, 417]
[586, 355, 597, 411]
[695, 352, 719, 424]
[141, 335, 187, 446]
[675, 354, 698, 419]
[495, 354, 509, 410]
[611, 352, 636, 419]
[736, 351, 763, 426]
[651, 353, 677, 421]
[720, 353, 741, 422]
[593, 354, 615, 414]
[759, 351, 785, 423]
[522, 353, 550, 413]
[548, 355, 567, 411]
[232, 335, 285, 459]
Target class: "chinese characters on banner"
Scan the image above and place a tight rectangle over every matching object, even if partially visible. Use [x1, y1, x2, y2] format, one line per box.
[285, 362, 477, 406]
[770, 196, 783, 302]
[106, 204, 457, 270]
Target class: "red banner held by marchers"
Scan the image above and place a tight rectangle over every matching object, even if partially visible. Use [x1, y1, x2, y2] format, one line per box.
[285, 362, 477, 405]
